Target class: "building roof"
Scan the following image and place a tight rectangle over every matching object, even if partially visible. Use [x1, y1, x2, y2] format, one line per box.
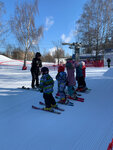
[105, 49, 113, 53]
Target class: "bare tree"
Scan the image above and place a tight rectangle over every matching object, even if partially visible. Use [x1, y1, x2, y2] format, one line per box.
[102, 0, 113, 49]
[10, 0, 43, 68]
[77, 0, 113, 59]
[0, 1, 6, 46]
[42, 52, 54, 62]
[52, 40, 65, 65]
[11, 48, 24, 60]
[5, 44, 13, 58]
[77, 2, 94, 54]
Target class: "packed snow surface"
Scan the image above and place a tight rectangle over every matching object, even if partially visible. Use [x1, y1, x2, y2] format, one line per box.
[0, 55, 113, 150]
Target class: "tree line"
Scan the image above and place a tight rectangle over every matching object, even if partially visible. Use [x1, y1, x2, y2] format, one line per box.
[0, 0, 113, 64]
[0, 0, 43, 66]
[0, 44, 65, 63]
[0, 0, 67, 64]
[76, 0, 113, 58]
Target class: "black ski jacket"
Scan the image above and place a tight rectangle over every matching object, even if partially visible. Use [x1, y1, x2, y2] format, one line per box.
[31, 58, 42, 73]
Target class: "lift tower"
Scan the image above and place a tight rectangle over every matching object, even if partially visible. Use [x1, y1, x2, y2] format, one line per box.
[62, 42, 82, 62]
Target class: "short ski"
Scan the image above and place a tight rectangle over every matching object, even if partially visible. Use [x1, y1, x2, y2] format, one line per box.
[22, 86, 30, 90]
[76, 93, 82, 96]
[55, 97, 74, 106]
[39, 101, 64, 111]
[18, 86, 39, 91]
[32, 105, 61, 114]
[57, 100, 74, 106]
[76, 88, 91, 93]
[67, 96, 84, 102]
[56, 93, 81, 98]
[82, 89, 91, 93]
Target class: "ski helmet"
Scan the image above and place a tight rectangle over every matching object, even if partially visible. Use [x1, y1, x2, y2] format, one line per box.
[35, 52, 41, 58]
[41, 67, 49, 74]
[58, 66, 65, 72]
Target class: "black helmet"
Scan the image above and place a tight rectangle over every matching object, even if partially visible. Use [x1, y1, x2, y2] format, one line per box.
[41, 67, 49, 74]
[35, 52, 41, 58]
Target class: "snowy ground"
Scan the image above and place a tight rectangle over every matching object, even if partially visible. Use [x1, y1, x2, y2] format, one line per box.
[0, 55, 113, 150]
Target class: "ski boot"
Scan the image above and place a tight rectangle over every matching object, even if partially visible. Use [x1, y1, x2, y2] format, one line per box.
[44, 107, 54, 112]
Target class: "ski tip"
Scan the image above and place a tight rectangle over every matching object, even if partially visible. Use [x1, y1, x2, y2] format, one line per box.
[57, 102, 74, 106]
[32, 105, 37, 109]
[77, 97, 84, 101]
[39, 101, 43, 105]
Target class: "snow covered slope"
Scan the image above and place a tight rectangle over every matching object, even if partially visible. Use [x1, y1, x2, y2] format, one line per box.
[0, 55, 31, 66]
[0, 57, 113, 150]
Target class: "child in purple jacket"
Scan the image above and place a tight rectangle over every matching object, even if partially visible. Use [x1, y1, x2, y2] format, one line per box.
[66, 58, 77, 99]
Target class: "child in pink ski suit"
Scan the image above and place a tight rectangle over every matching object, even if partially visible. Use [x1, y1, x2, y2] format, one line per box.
[66, 58, 76, 98]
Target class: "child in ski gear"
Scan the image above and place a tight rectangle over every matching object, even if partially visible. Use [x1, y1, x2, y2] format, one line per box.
[66, 58, 77, 99]
[39, 67, 57, 111]
[81, 61, 87, 90]
[76, 61, 87, 91]
[56, 65, 65, 97]
[31, 52, 42, 88]
[56, 66, 67, 104]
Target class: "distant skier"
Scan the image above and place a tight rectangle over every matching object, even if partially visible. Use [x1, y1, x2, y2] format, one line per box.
[107, 58, 111, 68]
[56, 65, 67, 104]
[39, 67, 57, 111]
[30, 52, 42, 88]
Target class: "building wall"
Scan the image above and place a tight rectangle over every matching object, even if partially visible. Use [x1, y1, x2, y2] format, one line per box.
[104, 54, 113, 66]
[55, 58, 66, 64]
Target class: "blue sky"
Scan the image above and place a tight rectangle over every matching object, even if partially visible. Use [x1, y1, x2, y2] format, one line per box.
[2, 0, 88, 55]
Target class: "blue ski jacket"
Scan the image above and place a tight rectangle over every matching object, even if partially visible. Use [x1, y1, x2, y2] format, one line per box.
[39, 74, 54, 94]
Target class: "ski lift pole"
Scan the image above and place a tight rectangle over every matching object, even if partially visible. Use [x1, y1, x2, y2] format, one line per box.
[62, 42, 82, 62]
[75, 44, 80, 62]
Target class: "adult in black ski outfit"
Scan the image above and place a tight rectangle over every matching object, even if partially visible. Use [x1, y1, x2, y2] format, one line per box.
[107, 58, 111, 68]
[31, 52, 42, 88]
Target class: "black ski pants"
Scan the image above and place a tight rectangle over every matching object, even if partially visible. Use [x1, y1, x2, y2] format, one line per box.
[108, 62, 110, 68]
[78, 76, 86, 88]
[43, 93, 56, 108]
[31, 71, 39, 88]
